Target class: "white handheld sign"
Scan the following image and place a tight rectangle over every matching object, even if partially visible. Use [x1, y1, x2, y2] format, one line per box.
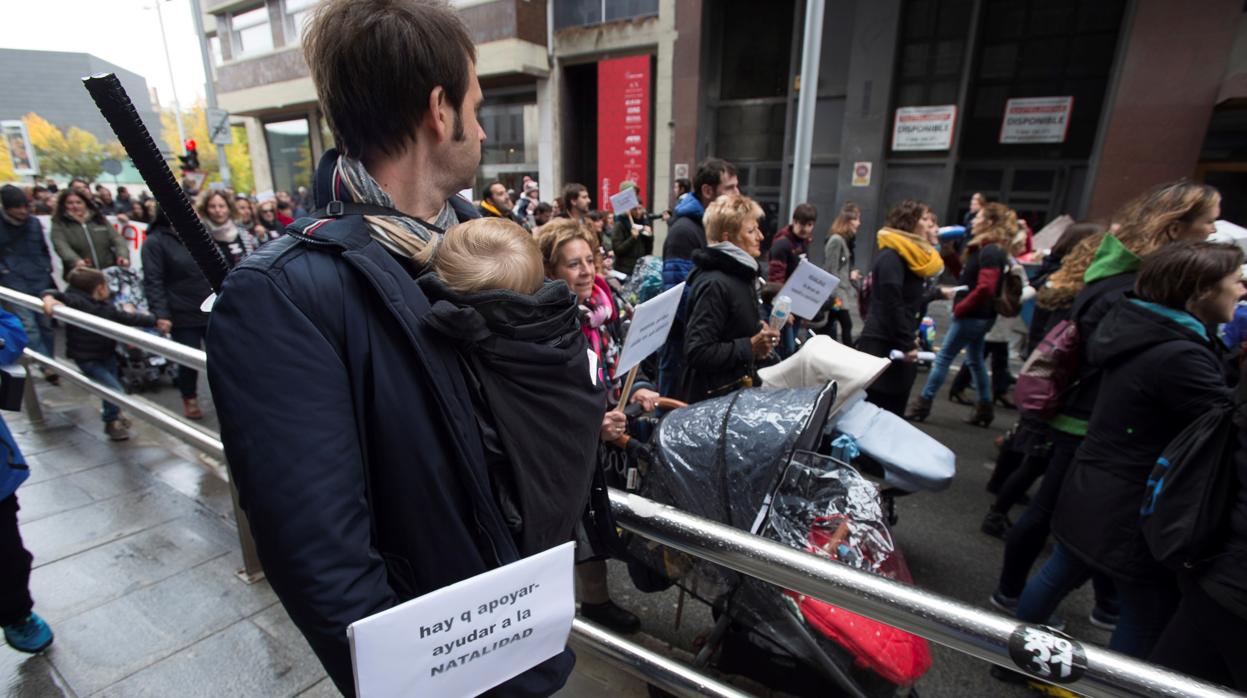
[777, 259, 839, 320]
[609, 187, 639, 214]
[615, 282, 685, 376]
[348, 541, 575, 698]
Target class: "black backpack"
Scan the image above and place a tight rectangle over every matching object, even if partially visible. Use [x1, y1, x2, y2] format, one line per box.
[1140, 404, 1239, 569]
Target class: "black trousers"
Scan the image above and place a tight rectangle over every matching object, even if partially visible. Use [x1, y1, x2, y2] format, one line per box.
[170, 325, 208, 399]
[825, 308, 853, 345]
[0, 493, 34, 626]
[1150, 576, 1247, 690]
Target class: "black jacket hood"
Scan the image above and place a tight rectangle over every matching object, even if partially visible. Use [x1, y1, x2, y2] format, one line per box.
[418, 275, 584, 357]
[1086, 296, 1214, 367]
[689, 246, 760, 283]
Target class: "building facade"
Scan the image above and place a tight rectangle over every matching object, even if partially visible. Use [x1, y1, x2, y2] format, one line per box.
[205, 0, 1247, 262]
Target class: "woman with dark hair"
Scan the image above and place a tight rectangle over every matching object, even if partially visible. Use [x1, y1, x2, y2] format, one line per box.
[234, 195, 256, 231]
[908, 202, 1015, 426]
[48, 189, 129, 278]
[821, 205, 860, 344]
[854, 199, 944, 416]
[1022, 242, 1242, 660]
[679, 194, 779, 404]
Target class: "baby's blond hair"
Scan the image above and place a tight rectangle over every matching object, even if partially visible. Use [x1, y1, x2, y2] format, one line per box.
[427, 217, 544, 295]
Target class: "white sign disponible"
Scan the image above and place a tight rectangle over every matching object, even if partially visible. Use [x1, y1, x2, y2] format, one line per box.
[892, 105, 957, 151]
[348, 541, 575, 698]
[778, 259, 839, 320]
[1000, 96, 1074, 144]
[609, 186, 639, 215]
[615, 282, 685, 375]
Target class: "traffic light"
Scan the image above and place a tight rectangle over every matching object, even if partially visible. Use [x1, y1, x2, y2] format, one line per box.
[178, 139, 199, 172]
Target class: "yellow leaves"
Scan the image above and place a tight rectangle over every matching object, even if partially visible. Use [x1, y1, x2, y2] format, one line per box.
[20, 112, 121, 182]
[0, 138, 15, 183]
[159, 103, 255, 193]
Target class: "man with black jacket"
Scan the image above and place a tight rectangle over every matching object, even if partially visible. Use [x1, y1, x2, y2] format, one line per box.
[204, 2, 574, 695]
[658, 158, 738, 397]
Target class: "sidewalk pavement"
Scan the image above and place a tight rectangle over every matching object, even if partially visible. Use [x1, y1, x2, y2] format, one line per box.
[1, 376, 649, 697]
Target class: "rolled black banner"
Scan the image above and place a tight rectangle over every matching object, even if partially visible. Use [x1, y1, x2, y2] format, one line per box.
[82, 73, 231, 293]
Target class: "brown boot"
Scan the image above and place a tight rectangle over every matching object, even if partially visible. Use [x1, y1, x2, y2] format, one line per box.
[182, 397, 204, 420]
[905, 396, 933, 422]
[105, 420, 130, 441]
[967, 401, 994, 428]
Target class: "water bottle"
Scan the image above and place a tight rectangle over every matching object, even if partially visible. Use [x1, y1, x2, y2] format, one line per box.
[769, 295, 791, 332]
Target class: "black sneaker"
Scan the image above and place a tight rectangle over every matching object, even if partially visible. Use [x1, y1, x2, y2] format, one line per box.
[1089, 606, 1118, 631]
[981, 511, 1012, 539]
[580, 600, 641, 634]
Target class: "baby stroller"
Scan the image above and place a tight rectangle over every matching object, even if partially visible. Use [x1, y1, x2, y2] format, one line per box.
[614, 384, 932, 697]
[102, 266, 176, 393]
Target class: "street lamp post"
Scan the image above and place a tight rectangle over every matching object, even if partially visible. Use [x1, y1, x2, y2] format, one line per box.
[152, 0, 187, 147]
[189, 0, 231, 187]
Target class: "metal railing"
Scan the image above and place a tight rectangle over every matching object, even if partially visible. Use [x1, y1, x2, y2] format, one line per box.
[3, 285, 1238, 698]
[0, 286, 264, 583]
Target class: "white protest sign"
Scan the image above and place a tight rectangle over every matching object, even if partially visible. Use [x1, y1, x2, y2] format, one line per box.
[609, 187, 639, 214]
[778, 259, 839, 320]
[615, 282, 685, 375]
[348, 541, 575, 698]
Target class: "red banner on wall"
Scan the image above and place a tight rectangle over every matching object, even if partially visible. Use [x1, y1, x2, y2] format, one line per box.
[597, 55, 651, 212]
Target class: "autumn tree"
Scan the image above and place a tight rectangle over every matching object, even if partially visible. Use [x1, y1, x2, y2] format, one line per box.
[160, 103, 254, 194]
[21, 112, 124, 182]
[0, 138, 16, 183]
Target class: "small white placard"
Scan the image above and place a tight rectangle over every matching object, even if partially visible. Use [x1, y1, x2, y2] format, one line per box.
[615, 282, 685, 375]
[348, 542, 575, 698]
[778, 259, 839, 320]
[609, 187, 639, 214]
[892, 105, 957, 151]
[999, 96, 1073, 144]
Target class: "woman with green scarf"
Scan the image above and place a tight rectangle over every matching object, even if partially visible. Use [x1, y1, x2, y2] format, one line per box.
[854, 200, 944, 416]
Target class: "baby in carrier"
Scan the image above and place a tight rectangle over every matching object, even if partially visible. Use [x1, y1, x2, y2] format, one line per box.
[417, 218, 605, 557]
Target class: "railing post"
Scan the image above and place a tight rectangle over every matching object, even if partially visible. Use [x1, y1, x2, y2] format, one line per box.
[20, 359, 43, 425]
[227, 473, 265, 584]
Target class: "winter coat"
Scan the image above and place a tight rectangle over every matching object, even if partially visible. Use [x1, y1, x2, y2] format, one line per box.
[0, 309, 29, 500]
[0, 214, 55, 295]
[141, 226, 215, 329]
[680, 246, 765, 403]
[49, 216, 129, 277]
[1053, 298, 1230, 585]
[50, 286, 155, 361]
[611, 215, 653, 278]
[857, 248, 925, 352]
[952, 242, 1006, 319]
[204, 149, 572, 698]
[822, 234, 854, 305]
[417, 273, 606, 558]
[662, 194, 707, 290]
[767, 225, 808, 283]
[1049, 234, 1141, 438]
[1197, 376, 1247, 619]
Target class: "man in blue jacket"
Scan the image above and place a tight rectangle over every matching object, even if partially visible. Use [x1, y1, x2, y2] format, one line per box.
[658, 158, 738, 397]
[205, 2, 573, 695]
[0, 186, 56, 368]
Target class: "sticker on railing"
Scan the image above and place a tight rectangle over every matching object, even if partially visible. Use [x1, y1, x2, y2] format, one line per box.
[1007, 623, 1087, 684]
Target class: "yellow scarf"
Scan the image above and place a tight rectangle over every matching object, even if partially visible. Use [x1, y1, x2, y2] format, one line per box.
[876, 228, 943, 278]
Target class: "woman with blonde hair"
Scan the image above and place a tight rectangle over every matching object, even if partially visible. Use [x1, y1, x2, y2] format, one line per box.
[909, 202, 1016, 426]
[679, 194, 779, 403]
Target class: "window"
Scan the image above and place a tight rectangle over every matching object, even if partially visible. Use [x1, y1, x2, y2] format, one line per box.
[208, 35, 223, 68]
[892, 0, 973, 109]
[264, 118, 312, 193]
[554, 0, 658, 30]
[230, 5, 273, 59]
[284, 0, 317, 41]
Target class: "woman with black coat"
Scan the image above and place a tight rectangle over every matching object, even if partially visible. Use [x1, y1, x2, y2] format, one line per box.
[679, 194, 779, 403]
[1030, 242, 1242, 659]
[854, 200, 944, 417]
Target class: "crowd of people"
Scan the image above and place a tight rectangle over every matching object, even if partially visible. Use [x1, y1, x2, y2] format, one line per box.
[1, 0, 1245, 693]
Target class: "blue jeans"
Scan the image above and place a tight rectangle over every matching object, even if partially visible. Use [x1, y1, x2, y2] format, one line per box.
[777, 323, 796, 359]
[920, 316, 994, 403]
[1016, 542, 1091, 624]
[76, 357, 123, 422]
[658, 337, 683, 398]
